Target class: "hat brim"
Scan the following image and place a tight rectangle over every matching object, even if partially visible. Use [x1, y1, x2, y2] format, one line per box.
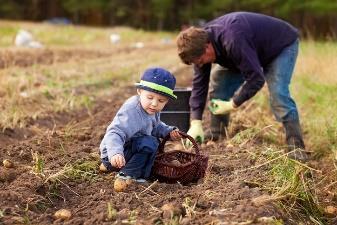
[135, 84, 177, 100]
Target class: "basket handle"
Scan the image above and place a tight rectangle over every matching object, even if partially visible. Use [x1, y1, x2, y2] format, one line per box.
[157, 130, 200, 155]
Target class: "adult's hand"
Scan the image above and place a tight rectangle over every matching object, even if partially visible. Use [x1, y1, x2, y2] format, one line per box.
[186, 120, 204, 145]
[209, 99, 236, 115]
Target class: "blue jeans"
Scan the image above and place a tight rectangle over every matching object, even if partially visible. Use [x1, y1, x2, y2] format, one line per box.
[210, 39, 299, 122]
[101, 135, 159, 179]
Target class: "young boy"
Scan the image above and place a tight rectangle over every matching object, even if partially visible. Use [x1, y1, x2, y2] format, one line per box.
[99, 67, 181, 184]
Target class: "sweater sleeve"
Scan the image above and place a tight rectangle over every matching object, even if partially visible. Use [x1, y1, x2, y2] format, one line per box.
[228, 35, 265, 106]
[190, 63, 212, 120]
[102, 108, 142, 161]
[152, 113, 175, 138]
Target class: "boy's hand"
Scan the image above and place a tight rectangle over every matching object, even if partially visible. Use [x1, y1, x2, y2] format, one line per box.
[170, 130, 182, 141]
[111, 154, 125, 168]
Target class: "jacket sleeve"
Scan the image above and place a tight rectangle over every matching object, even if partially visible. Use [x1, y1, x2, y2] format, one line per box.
[102, 109, 142, 161]
[190, 63, 212, 120]
[227, 35, 265, 106]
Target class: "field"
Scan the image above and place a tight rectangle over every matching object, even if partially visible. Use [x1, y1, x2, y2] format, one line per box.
[0, 20, 337, 225]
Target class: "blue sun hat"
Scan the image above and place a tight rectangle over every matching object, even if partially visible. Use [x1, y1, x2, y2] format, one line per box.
[135, 67, 177, 99]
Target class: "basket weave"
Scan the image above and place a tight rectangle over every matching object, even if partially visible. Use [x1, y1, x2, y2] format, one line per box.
[151, 131, 208, 184]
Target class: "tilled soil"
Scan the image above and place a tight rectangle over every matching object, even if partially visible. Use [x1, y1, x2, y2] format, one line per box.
[0, 83, 283, 225]
[0, 46, 316, 225]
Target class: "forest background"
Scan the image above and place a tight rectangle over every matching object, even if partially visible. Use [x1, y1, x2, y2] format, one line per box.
[0, 0, 336, 39]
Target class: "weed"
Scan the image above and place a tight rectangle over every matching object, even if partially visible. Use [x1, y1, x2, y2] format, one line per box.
[57, 141, 66, 155]
[23, 204, 31, 225]
[182, 197, 197, 217]
[61, 121, 78, 140]
[44, 159, 97, 183]
[65, 160, 98, 181]
[164, 216, 181, 225]
[125, 210, 137, 224]
[80, 95, 94, 115]
[326, 122, 337, 146]
[265, 148, 325, 224]
[106, 202, 117, 221]
[231, 127, 263, 146]
[46, 182, 62, 200]
[295, 77, 337, 156]
[35, 201, 48, 212]
[31, 151, 45, 176]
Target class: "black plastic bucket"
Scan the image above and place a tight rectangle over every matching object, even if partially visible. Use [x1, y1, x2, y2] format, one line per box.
[160, 87, 191, 132]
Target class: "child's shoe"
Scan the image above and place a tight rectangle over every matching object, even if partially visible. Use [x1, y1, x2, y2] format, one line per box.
[133, 178, 147, 183]
[116, 172, 132, 180]
[117, 172, 147, 183]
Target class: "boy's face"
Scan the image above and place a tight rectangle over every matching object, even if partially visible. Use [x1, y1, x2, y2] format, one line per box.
[137, 89, 169, 115]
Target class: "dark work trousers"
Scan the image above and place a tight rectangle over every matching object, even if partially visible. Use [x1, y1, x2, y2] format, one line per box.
[101, 135, 159, 179]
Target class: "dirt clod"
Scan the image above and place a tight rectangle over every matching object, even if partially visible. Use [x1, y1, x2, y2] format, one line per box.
[3, 159, 14, 168]
[0, 168, 17, 182]
[161, 203, 183, 219]
[325, 205, 337, 216]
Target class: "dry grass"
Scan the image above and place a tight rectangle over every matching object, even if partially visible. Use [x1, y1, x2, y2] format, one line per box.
[0, 20, 175, 48]
[296, 41, 337, 84]
[0, 25, 181, 129]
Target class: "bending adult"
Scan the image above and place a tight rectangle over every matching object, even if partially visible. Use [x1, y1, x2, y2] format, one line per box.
[176, 12, 309, 161]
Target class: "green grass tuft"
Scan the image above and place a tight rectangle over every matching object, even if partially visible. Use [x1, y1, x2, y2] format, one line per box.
[65, 160, 99, 181]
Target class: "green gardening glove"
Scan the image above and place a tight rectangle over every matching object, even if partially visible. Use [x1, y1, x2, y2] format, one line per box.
[209, 99, 235, 115]
[186, 120, 204, 145]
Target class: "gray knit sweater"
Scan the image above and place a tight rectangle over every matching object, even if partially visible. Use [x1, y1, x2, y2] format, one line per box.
[99, 95, 174, 161]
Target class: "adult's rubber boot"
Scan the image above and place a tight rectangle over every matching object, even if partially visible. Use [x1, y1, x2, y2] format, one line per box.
[205, 114, 229, 141]
[283, 120, 309, 162]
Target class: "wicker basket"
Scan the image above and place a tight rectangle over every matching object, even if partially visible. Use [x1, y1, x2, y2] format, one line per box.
[151, 131, 208, 184]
